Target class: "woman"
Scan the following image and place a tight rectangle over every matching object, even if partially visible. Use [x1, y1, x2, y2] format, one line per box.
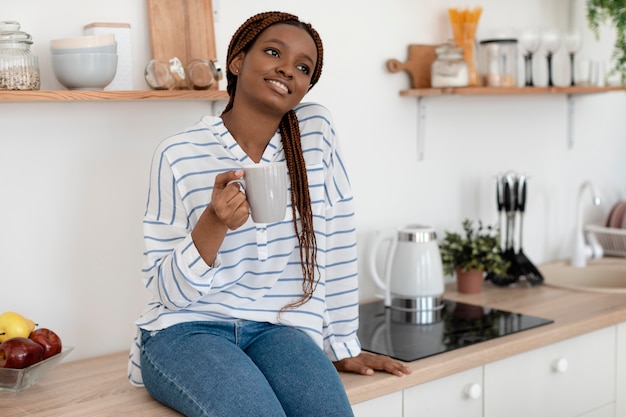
[128, 11, 411, 417]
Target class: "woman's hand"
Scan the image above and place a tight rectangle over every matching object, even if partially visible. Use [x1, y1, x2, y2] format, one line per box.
[333, 352, 412, 377]
[191, 170, 249, 266]
[210, 170, 249, 230]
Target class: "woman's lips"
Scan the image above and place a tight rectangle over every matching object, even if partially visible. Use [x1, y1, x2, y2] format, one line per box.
[266, 79, 289, 94]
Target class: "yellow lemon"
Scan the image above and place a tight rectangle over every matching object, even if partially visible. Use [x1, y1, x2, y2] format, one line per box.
[0, 311, 31, 342]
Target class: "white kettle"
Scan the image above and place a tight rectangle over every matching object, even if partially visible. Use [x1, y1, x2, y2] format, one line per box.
[369, 225, 445, 312]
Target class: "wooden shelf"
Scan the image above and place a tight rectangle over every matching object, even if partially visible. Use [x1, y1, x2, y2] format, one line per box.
[0, 89, 229, 102]
[401, 85, 624, 161]
[400, 85, 624, 97]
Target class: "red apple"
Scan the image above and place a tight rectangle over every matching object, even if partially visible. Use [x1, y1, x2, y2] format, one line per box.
[0, 337, 44, 369]
[29, 328, 62, 359]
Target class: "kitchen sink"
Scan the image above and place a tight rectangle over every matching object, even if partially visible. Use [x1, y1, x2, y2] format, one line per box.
[539, 257, 626, 293]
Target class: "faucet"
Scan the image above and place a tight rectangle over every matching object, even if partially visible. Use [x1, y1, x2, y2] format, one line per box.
[571, 181, 603, 267]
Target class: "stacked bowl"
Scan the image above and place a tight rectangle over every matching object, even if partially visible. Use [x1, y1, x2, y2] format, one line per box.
[50, 34, 118, 90]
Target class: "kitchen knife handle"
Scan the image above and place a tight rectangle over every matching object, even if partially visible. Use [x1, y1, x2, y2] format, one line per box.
[496, 176, 504, 212]
[503, 180, 511, 212]
[518, 175, 527, 213]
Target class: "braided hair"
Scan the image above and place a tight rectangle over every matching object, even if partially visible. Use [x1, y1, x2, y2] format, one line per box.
[222, 12, 324, 309]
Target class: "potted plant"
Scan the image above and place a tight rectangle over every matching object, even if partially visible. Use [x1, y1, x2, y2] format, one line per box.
[439, 219, 508, 294]
[587, 0, 626, 84]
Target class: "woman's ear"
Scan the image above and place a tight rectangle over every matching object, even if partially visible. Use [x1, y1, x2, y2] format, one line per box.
[229, 52, 244, 75]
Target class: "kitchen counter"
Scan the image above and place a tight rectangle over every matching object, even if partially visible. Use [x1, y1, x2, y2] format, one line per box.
[343, 281, 626, 404]
[2, 282, 626, 416]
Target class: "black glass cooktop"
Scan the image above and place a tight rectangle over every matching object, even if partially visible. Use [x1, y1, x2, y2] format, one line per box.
[358, 299, 553, 362]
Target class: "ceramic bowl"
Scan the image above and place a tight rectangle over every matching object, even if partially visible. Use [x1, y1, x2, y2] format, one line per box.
[50, 34, 115, 49]
[51, 52, 118, 90]
[50, 42, 117, 55]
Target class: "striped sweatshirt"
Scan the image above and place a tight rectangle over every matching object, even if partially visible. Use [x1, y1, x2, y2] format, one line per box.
[128, 102, 361, 386]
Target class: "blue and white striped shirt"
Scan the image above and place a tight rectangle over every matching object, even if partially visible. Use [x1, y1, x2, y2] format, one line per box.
[128, 103, 361, 386]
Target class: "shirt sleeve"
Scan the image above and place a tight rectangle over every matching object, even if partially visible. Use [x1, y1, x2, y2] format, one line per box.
[318, 111, 362, 361]
[141, 141, 219, 310]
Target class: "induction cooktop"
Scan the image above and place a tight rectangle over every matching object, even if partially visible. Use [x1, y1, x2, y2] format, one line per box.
[358, 299, 553, 362]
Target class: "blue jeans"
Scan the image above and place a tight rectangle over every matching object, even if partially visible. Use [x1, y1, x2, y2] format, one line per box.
[140, 321, 354, 417]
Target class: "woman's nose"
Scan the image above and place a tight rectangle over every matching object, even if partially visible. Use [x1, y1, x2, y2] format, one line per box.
[277, 64, 293, 78]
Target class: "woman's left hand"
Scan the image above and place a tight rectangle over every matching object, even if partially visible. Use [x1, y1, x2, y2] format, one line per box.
[333, 352, 412, 377]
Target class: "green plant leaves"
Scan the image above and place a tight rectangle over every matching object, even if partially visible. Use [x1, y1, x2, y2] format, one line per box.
[587, 0, 626, 84]
[439, 219, 508, 276]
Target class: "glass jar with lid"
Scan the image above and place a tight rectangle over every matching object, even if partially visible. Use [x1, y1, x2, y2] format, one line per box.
[478, 39, 518, 88]
[0, 21, 40, 90]
[431, 41, 469, 88]
[185, 59, 223, 90]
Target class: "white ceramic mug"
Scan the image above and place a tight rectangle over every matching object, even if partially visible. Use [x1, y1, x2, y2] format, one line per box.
[240, 162, 288, 223]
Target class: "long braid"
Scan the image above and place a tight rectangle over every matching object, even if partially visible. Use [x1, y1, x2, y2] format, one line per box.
[280, 110, 318, 308]
[221, 12, 324, 309]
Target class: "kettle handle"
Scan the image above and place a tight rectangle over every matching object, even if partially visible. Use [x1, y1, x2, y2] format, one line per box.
[368, 230, 396, 305]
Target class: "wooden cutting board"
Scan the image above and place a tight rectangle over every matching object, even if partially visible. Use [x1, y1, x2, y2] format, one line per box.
[146, 0, 217, 66]
[387, 44, 437, 89]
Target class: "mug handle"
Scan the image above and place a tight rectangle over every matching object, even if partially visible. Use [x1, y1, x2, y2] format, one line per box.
[227, 179, 246, 194]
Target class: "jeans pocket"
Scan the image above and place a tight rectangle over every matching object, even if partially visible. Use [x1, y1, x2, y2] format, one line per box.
[140, 328, 161, 349]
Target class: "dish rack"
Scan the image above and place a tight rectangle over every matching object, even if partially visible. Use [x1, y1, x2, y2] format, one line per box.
[585, 224, 626, 257]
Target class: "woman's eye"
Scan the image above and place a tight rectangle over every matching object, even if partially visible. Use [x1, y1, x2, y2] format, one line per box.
[265, 48, 279, 57]
[297, 64, 310, 75]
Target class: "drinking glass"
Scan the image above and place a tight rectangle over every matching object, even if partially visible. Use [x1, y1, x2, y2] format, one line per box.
[519, 27, 541, 86]
[542, 29, 561, 86]
[564, 30, 582, 86]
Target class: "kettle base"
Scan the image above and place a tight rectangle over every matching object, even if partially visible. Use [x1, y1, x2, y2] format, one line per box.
[388, 296, 444, 324]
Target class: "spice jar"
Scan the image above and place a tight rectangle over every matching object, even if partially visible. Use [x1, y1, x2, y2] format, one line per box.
[145, 57, 186, 90]
[145, 58, 223, 90]
[0, 21, 40, 90]
[185, 59, 223, 90]
[430, 41, 469, 88]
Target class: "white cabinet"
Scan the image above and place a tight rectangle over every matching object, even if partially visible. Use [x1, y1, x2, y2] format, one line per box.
[352, 324, 622, 417]
[352, 391, 402, 417]
[403, 366, 483, 417]
[484, 327, 616, 417]
[617, 322, 626, 417]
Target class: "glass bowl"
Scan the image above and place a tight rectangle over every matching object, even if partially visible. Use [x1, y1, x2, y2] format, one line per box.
[0, 346, 73, 392]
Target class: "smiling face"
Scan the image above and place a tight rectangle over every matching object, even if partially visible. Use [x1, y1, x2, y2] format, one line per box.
[229, 23, 318, 116]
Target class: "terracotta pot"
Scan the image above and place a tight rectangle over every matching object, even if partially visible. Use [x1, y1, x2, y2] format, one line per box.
[455, 267, 485, 294]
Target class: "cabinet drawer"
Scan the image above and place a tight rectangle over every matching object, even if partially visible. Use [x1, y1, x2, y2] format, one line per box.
[484, 327, 615, 417]
[617, 322, 626, 417]
[352, 391, 402, 417]
[404, 366, 483, 417]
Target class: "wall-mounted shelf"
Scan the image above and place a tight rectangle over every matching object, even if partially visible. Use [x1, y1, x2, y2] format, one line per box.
[402, 85, 625, 160]
[0, 89, 229, 102]
[400, 85, 624, 97]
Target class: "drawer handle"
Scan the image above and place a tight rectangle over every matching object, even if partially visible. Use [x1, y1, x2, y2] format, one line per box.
[551, 357, 569, 373]
[463, 383, 482, 400]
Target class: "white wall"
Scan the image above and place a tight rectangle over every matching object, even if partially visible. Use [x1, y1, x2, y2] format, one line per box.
[1, 0, 624, 361]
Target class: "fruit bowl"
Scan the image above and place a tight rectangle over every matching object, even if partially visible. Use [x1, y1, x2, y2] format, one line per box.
[0, 346, 73, 392]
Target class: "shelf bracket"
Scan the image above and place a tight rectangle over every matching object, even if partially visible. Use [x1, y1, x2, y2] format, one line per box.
[417, 96, 426, 161]
[567, 94, 575, 149]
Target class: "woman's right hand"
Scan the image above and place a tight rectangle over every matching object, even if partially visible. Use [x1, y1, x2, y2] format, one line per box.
[211, 170, 249, 230]
[191, 170, 249, 266]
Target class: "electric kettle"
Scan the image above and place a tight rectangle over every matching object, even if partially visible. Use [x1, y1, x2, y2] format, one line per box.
[369, 225, 445, 315]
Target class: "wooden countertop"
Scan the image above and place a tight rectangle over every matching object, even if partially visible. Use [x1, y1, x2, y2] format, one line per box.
[344, 282, 626, 404]
[2, 282, 626, 416]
